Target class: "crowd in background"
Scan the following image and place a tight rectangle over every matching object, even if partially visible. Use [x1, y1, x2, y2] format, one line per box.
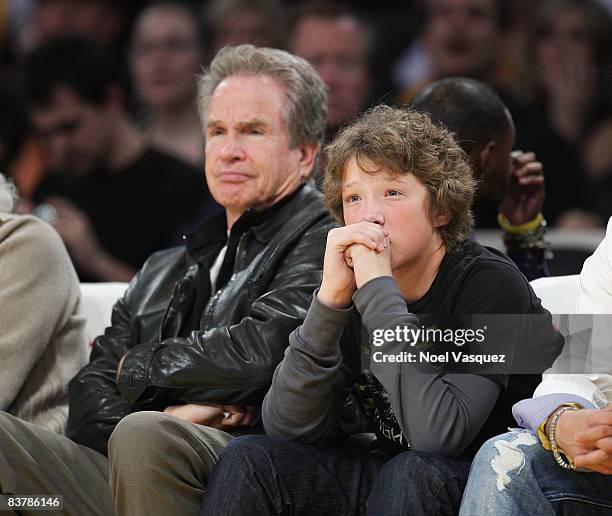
[1, 0, 612, 281]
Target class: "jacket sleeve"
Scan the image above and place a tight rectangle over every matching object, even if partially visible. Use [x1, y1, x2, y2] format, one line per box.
[116, 222, 331, 407]
[66, 274, 141, 455]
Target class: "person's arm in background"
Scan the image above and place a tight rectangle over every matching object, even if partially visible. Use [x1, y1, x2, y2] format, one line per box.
[0, 216, 85, 414]
[46, 197, 136, 282]
[498, 151, 550, 281]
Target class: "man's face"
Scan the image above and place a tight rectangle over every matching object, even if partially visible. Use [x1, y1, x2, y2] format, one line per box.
[426, 0, 500, 78]
[131, 6, 201, 109]
[204, 75, 307, 225]
[342, 156, 444, 273]
[214, 8, 274, 52]
[290, 15, 369, 131]
[31, 86, 113, 174]
[536, 7, 593, 87]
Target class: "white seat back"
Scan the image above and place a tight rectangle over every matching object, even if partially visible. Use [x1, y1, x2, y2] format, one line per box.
[530, 275, 579, 314]
[80, 282, 129, 349]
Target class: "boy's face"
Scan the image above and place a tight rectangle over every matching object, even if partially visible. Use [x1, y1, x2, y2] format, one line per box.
[341, 155, 445, 273]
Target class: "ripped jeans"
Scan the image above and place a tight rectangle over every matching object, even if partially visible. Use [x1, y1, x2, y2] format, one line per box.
[459, 429, 612, 516]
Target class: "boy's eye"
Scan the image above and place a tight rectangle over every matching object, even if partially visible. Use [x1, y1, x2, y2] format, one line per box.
[386, 190, 402, 197]
[345, 194, 360, 203]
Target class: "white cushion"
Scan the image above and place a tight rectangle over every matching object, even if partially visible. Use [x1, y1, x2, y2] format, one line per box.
[530, 275, 579, 314]
[80, 282, 128, 349]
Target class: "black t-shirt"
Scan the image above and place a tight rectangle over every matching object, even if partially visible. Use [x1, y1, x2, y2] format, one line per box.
[33, 148, 217, 280]
[351, 239, 562, 456]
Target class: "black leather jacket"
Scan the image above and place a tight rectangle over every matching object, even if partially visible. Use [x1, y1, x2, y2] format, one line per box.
[67, 183, 336, 455]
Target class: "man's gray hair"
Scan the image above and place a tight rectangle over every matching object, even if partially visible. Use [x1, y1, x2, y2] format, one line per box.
[0, 173, 17, 213]
[197, 44, 327, 148]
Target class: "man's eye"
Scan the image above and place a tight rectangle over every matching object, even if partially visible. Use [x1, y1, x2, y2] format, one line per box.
[249, 128, 263, 135]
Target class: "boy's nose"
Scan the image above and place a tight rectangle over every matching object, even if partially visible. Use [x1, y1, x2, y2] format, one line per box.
[363, 212, 385, 226]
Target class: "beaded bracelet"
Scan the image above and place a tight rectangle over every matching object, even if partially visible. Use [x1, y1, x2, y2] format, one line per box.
[548, 406, 578, 470]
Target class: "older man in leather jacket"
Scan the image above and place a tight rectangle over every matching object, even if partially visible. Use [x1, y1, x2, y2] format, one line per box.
[0, 45, 333, 516]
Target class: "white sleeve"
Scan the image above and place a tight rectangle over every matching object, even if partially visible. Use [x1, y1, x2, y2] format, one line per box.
[535, 218, 612, 408]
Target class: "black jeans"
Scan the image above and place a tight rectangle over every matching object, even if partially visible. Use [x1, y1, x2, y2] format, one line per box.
[200, 435, 471, 516]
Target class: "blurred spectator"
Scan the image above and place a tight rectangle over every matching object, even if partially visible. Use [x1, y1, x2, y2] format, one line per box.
[288, 1, 373, 141]
[0, 81, 46, 197]
[520, 0, 612, 225]
[394, 0, 506, 100]
[19, 0, 129, 53]
[412, 77, 550, 280]
[130, 1, 204, 168]
[0, 172, 87, 434]
[397, 0, 590, 227]
[22, 36, 209, 282]
[424, 0, 506, 86]
[203, 0, 285, 56]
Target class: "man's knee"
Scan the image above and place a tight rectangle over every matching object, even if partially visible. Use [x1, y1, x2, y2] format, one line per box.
[108, 411, 171, 459]
[471, 430, 541, 492]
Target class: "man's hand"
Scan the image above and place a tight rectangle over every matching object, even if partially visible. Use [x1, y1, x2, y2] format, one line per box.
[163, 403, 260, 430]
[318, 222, 388, 309]
[498, 151, 545, 225]
[47, 196, 104, 270]
[346, 242, 392, 289]
[45, 196, 136, 281]
[552, 407, 612, 474]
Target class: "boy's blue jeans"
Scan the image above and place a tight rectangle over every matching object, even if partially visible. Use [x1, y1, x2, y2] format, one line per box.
[200, 434, 471, 515]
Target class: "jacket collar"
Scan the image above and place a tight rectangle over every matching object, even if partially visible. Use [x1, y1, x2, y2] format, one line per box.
[185, 181, 323, 256]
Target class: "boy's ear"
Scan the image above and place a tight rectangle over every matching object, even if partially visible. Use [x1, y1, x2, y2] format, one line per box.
[434, 211, 450, 228]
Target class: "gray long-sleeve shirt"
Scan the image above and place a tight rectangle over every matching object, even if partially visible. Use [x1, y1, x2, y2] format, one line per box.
[262, 276, 501, 459]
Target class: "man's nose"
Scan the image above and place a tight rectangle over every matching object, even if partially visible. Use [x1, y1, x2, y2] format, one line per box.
[318, 60, 341, 89]
[219, 134, 245, 161]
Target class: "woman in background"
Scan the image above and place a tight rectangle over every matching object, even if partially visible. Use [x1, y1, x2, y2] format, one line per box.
[521, 0, 612, 225]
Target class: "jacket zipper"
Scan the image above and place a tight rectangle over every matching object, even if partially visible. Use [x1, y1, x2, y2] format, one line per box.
[201, 231, 249, 328]
[158, 279, 183, 342]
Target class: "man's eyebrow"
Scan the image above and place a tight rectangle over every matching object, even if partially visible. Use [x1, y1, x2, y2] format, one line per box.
[237, 119, 268, 128]
[206, 119, 268, 129]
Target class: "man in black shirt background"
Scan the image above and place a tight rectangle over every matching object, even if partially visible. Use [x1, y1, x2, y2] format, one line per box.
[23, 36, 218, 281]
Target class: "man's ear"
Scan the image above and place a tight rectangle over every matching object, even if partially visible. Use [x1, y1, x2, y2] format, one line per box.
[297, 142, 320, 180]
[473, 141, 496, 181]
